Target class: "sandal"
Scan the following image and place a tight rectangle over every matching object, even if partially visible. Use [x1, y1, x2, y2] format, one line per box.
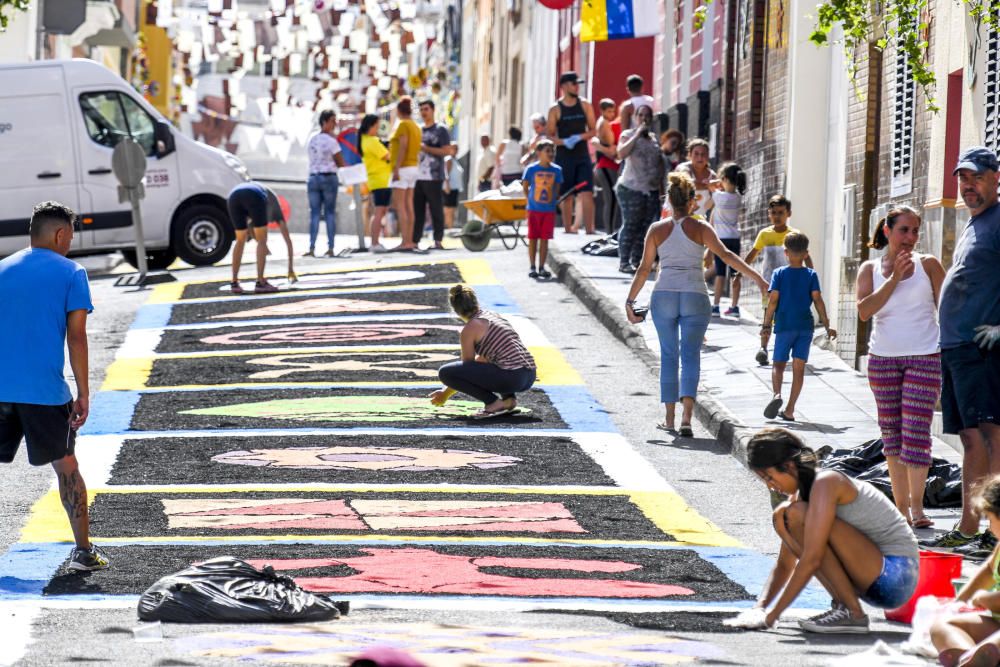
[254, 281, 279, 294]
[911, 514, 935, 529]
[472, 407, 515, 420]
[764, 396, 783, 419]
[230, 282, 246, 295]
[678, 424, 694, 437]
[778, 411, 796, 422]
[655, 422, 675, 432]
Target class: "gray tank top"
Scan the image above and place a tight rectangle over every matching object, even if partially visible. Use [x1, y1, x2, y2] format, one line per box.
[835, 475, 919, 558]
[653, 218, 708, 294]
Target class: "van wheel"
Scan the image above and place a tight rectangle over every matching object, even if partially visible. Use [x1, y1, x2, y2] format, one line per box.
[171, 204, 233, 266]
[121, 248, 177, 271]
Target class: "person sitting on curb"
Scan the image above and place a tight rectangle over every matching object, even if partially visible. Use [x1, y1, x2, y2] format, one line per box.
[931, 475, 1000, 666]
[429, 285, 537, 419]
[729, 428, 918, 634]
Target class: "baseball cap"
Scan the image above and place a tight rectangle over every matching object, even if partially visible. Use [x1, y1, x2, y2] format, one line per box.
[559, 71, 584, 86]
[953, 146, 1000, 175]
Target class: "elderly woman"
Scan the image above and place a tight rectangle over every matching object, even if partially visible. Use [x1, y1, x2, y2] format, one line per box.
[430, 285, 537, 418]
[856, 205, 945, 529]
[615, 105, 664, 274]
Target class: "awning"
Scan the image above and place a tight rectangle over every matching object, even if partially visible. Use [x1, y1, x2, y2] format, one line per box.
[85, 13, 137, 49]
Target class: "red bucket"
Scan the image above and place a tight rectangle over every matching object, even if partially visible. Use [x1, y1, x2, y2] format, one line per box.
[884, 550, 963, 624]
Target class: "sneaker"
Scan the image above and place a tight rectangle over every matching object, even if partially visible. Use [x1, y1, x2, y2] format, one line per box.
[725, 306, 740, 317]
[919, 527, 980, 549]
[538, 269, 552, 279]
[254, 281, 279, 294]
[798, 606, 869, 634]
[619, 264, 636, 274]
[953, 530, 998, 559]
[302, 249, 315, 257]
[68, 545, 110, 572]
[370, 243, 387, 254]
[711, 305, 721, 316]
[528, 268, 539, 279]
[323, 248, 335, 257]
[798, 602, 847, 628]
[755, 348, 770, 365]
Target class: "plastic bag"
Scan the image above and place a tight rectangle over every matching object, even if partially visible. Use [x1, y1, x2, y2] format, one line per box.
[137, 556, 346, 623]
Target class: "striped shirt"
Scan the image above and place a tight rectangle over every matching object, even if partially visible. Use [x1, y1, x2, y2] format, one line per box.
[473, 310, 536, 371]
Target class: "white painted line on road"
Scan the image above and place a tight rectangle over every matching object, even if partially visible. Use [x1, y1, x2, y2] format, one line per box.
[0, 602, 40, 667]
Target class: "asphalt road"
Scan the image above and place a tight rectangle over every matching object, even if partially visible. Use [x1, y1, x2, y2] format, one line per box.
[0, 235, 915, 666]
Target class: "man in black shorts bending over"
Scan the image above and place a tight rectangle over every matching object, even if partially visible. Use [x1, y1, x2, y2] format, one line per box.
[0, 201, 108, 571]
[227, 181, 285, 294]
[547, 71, 597, 234]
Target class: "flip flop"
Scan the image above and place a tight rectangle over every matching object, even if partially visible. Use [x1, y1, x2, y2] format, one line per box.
[655, 422, 675, 432]
[230, 282, 246, 295]
[911, 515, 935, 529]
[764, 397, 783, 419]
[472, 407, 515, 420]
[778, 411, 796, 422]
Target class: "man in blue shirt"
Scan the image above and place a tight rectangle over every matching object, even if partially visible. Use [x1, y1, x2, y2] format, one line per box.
[0, 201, 108, 571]
[924, 147, 1000, 555]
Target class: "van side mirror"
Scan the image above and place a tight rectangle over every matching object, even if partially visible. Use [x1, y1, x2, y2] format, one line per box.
[154, 121, 176, 158]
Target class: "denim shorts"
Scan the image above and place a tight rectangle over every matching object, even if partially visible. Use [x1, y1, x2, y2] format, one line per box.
[861, 554, 919, 609]
[773, 329, 813, 363]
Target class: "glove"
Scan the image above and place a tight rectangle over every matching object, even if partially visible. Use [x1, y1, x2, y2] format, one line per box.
[562, 135, 581, 150]
[722, 608, 770, 630]
[973, 324, 1000, 350]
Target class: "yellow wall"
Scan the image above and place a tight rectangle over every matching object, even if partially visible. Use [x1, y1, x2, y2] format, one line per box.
[141, 14, 174, 115]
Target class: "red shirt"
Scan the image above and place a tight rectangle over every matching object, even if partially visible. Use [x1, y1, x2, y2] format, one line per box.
[595, 120, 622, 171]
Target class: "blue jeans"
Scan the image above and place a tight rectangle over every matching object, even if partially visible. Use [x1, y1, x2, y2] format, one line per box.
[307, 173, 339, 251]
[651, 290, 711, 403]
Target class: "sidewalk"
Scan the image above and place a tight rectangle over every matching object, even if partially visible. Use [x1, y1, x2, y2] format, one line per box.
[547, 232, 962, 522]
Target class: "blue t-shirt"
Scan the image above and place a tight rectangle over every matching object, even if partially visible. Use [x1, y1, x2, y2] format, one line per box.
[769, 265, 819, 333]
[522, 162, 563, 212]
[939, 203, 1000, 349]
[0, 248, 93, 405]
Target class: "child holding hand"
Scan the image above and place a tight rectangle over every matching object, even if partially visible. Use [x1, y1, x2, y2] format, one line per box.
[932, 475, 1000, 666]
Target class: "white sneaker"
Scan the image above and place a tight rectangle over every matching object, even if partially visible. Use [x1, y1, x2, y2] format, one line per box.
[370, 244, 387, 254]
[798, 606, 869, 634]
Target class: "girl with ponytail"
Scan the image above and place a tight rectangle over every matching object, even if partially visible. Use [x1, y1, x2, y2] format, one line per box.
[736, 428, 919, 634]
[708, 162, 747, 316]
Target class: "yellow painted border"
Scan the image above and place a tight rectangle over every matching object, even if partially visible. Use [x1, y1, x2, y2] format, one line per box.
[21, 487, 740, 548]
[100, 346, 581, 391]
[454, 259, 498, 285]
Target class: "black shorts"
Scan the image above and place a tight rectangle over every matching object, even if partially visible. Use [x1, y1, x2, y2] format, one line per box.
[371, 187, 391, 207]
[443, 190, 459, 207]
[714, 238, 741, 277]
[227, 186, 269, 231]
[0, 401, 76, 466]
[558, 155, 594, 196]
[941, 343, 1000, 434]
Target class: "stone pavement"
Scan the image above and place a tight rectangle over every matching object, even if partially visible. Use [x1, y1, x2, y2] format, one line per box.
[547, 231, 963, 529]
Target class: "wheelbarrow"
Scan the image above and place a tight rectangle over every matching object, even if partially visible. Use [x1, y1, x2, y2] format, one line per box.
[459, 182, 588, 251]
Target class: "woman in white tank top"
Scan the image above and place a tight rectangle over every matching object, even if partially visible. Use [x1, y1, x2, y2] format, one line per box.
[856, 206, 945, 530]
[623, 171, 768, 436]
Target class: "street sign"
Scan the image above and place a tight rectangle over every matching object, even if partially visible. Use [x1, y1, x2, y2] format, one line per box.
[111, 139, 147, 188]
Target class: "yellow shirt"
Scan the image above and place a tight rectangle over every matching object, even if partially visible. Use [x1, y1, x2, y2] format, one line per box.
[752, 225, 801, 282]
[361, 134, 391, 190]
[389, 118, 422, 168]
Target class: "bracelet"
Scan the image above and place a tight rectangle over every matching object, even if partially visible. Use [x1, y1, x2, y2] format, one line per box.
[625, 299, 635, 306]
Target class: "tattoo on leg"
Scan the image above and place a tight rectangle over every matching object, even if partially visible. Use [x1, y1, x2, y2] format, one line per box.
[58, 469, 87, 520]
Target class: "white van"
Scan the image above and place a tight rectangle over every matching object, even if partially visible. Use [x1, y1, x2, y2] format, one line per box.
[0, 58, 249, 268]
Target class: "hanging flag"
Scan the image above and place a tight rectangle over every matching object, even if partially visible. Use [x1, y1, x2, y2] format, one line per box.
[580, 0, 659, 42]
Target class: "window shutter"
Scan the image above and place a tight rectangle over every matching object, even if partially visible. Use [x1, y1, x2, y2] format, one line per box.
[891, 32, 916, 196]
[985, 29, 1000, 154]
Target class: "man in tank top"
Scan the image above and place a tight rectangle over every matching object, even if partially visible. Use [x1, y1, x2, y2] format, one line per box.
[619, 74, 656, 132]
[546, 71, 597, 234]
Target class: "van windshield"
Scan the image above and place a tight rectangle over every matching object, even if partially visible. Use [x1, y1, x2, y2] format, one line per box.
[79, 92, 155, 156]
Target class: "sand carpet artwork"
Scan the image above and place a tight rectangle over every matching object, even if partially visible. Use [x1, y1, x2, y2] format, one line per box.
[156, 321, 463, 353]
[177, 622, 727, 665]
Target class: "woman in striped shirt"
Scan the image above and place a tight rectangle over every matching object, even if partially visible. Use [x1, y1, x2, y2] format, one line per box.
[430, 285, 537, 418]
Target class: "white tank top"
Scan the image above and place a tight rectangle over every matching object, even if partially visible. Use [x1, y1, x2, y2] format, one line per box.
[500, 140, 523, 175]
[653, 218, 708, 294]
[867, 255, 940, 357]
[630, 94, 655, 112]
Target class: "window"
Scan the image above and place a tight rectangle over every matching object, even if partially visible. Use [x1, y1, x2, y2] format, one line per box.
[891, 32, 916, 196]
[985, 28, 1000, 154]
[79, 92, 157, 156]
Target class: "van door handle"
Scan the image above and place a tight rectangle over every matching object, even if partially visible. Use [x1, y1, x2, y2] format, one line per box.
[37, 171, 61, 179]
[88, 167, 112, 175]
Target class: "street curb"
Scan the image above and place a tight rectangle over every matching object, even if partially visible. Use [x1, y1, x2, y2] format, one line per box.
[547, 245, 758, 465]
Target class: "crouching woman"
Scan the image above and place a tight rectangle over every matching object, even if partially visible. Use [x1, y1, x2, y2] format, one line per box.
[745, 428, 918, 634]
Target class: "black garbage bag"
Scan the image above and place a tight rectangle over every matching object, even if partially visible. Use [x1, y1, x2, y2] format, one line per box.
[138, 556, 346, 623]
[821, 439, 962, 509]
[581, 234, 619, 257]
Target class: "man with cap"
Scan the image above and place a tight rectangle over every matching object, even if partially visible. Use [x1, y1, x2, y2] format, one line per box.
[226, 181, 290, 294]
[546, 71, 598, 234]
[921, 146, 1000, 557]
